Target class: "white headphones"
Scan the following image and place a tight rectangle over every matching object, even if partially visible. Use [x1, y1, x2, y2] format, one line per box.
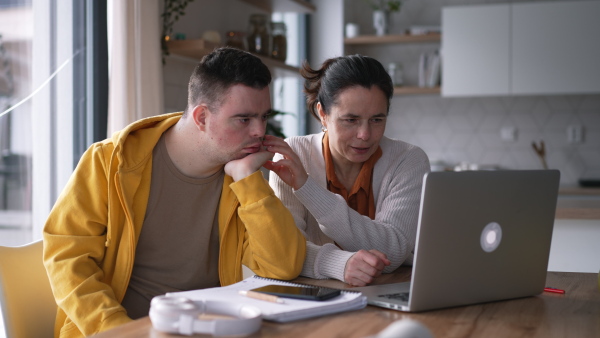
[149, 296, 262, 336]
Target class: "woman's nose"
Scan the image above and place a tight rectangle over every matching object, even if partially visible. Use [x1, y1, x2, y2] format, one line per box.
[357, 122, 371, 141]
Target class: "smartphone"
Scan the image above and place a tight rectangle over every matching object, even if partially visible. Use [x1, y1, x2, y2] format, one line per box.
[250, 284, 341, 301]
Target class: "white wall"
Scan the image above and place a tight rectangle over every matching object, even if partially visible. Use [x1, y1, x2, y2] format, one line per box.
[307, 0, 344, 133]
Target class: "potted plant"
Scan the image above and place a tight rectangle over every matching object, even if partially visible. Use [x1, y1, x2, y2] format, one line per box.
[364, 0, 403, 36]
[266, 110, 292, 138]
[161, 0, 195, 63]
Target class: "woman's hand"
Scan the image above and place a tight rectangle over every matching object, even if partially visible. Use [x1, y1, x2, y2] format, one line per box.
[344, 249, 391, 286]
[262, 135, 309, 190]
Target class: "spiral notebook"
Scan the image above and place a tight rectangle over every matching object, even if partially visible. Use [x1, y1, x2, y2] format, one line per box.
[167, 275, 367, 322]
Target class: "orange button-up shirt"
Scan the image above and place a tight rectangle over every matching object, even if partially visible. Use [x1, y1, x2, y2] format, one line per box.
[323, 132, 382, 220]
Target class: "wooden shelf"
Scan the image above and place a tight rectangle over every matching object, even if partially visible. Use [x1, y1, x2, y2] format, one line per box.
[166, 39, 220, 58]
[239, 0, 316, 13]
[345, 33, 441, 45]
[345, 34, 442, 96]
[166, 39, 301, 75]
[393, 86, 440, 95]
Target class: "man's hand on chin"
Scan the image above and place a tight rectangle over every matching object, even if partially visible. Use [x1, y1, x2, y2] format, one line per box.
[224, 150, 273, 182]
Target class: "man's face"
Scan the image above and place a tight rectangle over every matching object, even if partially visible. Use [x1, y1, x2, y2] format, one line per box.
[203, 84, 271, 164]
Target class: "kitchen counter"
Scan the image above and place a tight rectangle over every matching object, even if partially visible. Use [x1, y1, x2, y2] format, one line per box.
[556, 186, 600, 220]
[558, 186, 600, 196]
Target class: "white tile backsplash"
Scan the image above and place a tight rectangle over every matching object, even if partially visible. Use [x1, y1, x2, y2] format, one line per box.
[385, 93, 600, 185]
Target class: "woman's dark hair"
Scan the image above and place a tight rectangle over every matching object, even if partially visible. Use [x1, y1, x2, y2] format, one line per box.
[301, 54, 393, 120]
[184, 47, 272, 116]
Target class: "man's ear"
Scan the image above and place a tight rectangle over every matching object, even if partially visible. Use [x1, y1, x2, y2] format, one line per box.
[191, 105, 208, 131]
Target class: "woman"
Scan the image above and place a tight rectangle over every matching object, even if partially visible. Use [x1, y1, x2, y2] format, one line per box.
[264, 55, 430, 286]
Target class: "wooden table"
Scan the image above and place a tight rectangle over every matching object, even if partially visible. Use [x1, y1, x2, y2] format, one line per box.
[91, 269, 600, 337]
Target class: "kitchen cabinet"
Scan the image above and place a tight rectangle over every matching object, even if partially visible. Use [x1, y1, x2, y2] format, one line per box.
[344, 33, 442, 95]
[442, 0, 600, 97]
[442, 4, 510, 96]
[537, 186, 600, 273]
[512, 1, 600, 95]
[548, 219, 600, 273]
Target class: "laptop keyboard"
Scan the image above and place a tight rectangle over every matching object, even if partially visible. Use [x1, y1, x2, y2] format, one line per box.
[377, 292, 410, 302]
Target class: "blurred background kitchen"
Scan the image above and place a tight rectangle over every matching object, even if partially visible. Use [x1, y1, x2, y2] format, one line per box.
[0, 0, 598, 269]
[162, 0, 600, 187]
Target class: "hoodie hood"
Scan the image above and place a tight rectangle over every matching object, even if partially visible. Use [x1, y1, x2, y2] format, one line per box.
[110, 112, 183, 172]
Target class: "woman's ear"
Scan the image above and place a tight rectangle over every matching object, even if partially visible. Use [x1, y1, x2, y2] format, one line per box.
[317, 102, 327, 128]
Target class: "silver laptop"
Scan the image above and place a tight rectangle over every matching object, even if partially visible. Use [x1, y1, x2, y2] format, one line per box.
[354, 170, 560, 312]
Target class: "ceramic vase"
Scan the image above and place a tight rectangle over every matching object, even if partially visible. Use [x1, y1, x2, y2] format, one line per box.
[373, 10, 389, 36]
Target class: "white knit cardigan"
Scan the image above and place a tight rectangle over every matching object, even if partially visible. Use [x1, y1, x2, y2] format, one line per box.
[269, 132, 430, 282]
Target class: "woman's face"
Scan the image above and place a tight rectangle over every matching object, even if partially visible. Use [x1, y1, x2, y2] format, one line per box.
[319, 85, 388, 167]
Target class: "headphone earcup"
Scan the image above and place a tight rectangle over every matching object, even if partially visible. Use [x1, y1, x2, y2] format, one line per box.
[149, 296, 262, 336]
[149, 296, 200, 334]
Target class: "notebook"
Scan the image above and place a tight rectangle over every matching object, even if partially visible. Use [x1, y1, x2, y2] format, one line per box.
[167, 275, 367, 322]
[354, 169, 560, 312]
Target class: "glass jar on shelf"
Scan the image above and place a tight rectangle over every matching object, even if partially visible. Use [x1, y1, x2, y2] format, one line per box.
[270, 22, 287, 62]
[247, 14, 270, 56]
[225, 31, 247, 51]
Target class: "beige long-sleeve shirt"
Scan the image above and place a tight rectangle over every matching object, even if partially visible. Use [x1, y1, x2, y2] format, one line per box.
[270, 133, 430, 282]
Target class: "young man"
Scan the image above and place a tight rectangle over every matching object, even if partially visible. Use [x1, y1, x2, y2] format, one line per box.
[42, 47, 306, 337]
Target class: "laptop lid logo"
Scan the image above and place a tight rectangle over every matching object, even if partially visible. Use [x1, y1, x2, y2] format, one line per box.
[480, 222, 502, 253]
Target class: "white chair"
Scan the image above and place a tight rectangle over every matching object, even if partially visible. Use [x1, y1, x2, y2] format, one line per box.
[0, 240, 56, 338]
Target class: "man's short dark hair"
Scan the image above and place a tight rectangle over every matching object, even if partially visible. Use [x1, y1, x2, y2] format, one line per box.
[184, 47, 272, 116]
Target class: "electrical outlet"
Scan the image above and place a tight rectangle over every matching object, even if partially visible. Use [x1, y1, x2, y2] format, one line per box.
[567, 125, 583, 144]
[500, 126, 517, 142]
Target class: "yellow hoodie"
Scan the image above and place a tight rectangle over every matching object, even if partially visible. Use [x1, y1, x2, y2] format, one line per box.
[42, 113, 306, 337]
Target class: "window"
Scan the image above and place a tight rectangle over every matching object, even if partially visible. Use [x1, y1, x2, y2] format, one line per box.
[271, 12, 308, 138]
[0, 0, 106, 247]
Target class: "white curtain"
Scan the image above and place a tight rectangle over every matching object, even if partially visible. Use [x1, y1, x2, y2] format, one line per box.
[107, 0, 164, 136]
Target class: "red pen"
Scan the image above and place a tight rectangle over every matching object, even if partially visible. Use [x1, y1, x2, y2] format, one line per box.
[544, 287, 565, 294]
